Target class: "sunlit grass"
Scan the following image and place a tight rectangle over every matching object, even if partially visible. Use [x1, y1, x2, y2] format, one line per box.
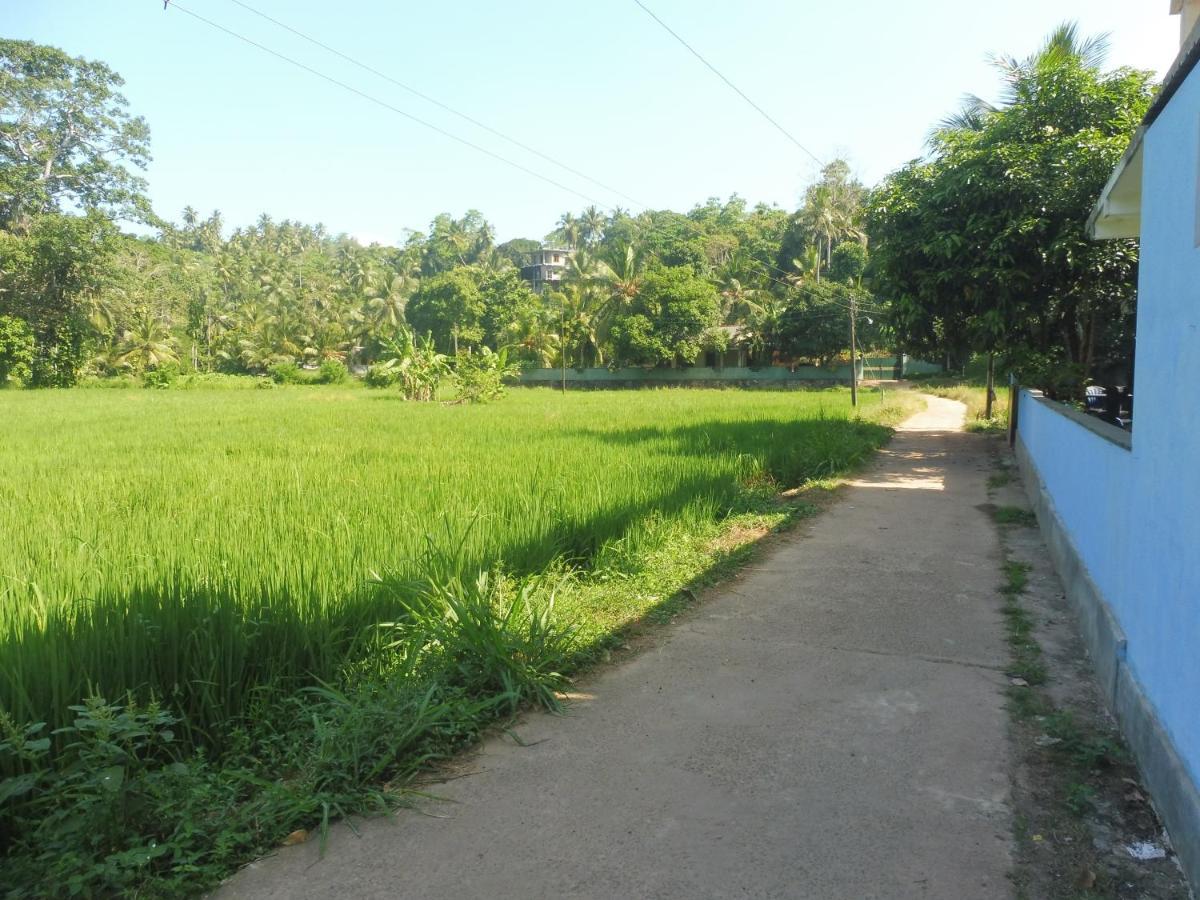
[916, 381, 1010, 433]
[0, 386, 915, 747]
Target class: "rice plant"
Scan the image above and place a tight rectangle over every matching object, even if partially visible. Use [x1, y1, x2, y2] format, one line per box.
[0, 386, 910, 749]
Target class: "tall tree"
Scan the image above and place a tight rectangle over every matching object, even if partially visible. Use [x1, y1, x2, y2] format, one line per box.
[0, 40, 152, 228]
[866, 22, 1154, 397]
[610, 268, 720, 366]
[779, 160, 865, 276]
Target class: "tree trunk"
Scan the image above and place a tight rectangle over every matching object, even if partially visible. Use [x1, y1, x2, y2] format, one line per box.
[985, 351, 996, 419]
[1082, 311, 1097, 383]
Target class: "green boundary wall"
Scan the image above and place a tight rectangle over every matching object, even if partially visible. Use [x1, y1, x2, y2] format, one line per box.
[518, 357, 941, 388]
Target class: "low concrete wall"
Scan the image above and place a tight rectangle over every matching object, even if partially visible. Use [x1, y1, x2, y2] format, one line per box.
[1015, 390, 1200, 887]
[520, 364, 856, 387]
[518, 357, 940, 388]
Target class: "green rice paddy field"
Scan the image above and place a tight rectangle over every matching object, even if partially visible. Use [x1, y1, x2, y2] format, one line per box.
[0, 386, 914, 745]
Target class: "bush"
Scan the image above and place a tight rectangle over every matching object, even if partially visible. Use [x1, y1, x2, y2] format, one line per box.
[453, 347, 519, 404]
[267, 360, 303, 384]
[77, 375, 140, 389]
[0, 316, 34, 387]
[316, 358, 348, 384]
[364, 362, 399, 388]
[142, 361, 181, 389]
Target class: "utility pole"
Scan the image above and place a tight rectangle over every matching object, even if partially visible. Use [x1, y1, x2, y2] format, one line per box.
[984, 351, 996, 419]
[849, 293, 859, 408]
[560, 293, 567, 395]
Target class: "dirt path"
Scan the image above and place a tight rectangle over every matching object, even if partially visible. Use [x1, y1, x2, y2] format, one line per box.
[219, 396, 1014, 900]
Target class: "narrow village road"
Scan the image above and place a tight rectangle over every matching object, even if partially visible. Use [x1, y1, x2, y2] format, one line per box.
[220, 396, 1014, 899]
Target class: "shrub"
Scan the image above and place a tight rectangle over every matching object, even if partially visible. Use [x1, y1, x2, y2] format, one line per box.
[453, 347, 519, 404]
[375, 327, 451, 400]
[142, 361, 180, 389]
[316, 358, 348, 384]
[0, 316, 34, 387]
[364, 362, 400, 388]
[267, 360, 303, 384]
[0, 573, 575, 897]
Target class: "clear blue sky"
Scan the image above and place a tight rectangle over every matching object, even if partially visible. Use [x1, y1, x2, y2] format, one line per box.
[9, 0, 1181, 245]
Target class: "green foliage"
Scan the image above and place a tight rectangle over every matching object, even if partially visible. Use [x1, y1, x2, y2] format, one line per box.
[0, 387, 915, 896]
[495, 237, 541, 268]
[828, 241, 867, 283]
[778, 161, 866, 276]
[994, 505, 1038, 527]
[316, 358, 348, 384]
[364, 361, 399, 388]
[0, 212, 121, 387]
[385, 571, 577, 714]
[406, 267, 486, 353]
[478, 268, 540, 348]
[452, 346, 519, 404]
[611, 268, 720, 365]
[141, 360, 180, 389]
[0, 39, 152, 227]
[418, 210, 494, 277]
[267, 360, 304, 384]
[0, 315, 34, 386]
[778, 282, 855, 365]
[375, 326, 451, 400]
[867, 23, 1155, 395]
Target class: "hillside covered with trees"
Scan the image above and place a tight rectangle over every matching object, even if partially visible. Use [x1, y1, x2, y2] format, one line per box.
[0, 38, 877, 391]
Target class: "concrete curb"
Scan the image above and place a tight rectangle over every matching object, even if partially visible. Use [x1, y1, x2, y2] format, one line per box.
[1015, 436, 1200, 890]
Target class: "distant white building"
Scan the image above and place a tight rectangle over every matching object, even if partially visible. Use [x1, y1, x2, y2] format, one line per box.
[521, 246, 572, 292]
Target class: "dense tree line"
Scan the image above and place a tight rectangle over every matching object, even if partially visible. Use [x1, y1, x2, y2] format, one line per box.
[866, 24, 1155, 400]
[0, 38, 877, 389]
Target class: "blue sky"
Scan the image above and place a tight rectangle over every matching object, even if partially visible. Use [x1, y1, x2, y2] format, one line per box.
[9, 0, 1181, 244]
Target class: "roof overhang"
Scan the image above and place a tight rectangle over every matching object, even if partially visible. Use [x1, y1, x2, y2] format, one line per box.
[1087, 129, 1144, 240]
[1087, 17, 1200, 241]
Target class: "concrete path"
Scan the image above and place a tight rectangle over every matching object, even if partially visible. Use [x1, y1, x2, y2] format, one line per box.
[220, 396, 1013, 900]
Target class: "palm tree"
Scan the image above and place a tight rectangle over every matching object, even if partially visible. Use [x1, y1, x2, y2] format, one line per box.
[787, 245, 823, 286]
[117, 312, 178, 371]
[501, 304, 560, 367]
[365, 273, 411, 331]
[719, 277, 763, 324]
[797, 160, 866, 272]
[745, 295, 788, 365]
[580, 205, 606, 246]
[597, 241, 645, 309]
[554, 212, 582, 249]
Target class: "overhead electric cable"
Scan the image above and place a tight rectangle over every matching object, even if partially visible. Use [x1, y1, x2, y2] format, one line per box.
[166, 2, 608, 209]
[164, 3, 861, 309]
[221, 0, 646, 210]
[630, 0, 823, 167]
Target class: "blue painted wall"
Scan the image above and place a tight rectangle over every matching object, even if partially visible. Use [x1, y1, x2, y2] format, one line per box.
[1018, 60, 1200, 786]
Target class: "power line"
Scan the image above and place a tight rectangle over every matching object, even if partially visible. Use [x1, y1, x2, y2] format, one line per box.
[166, 2, 609, 210]
[630, 0, 823, 167]
[220, 0, 646, 210]
[165, 2, 858, 306]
